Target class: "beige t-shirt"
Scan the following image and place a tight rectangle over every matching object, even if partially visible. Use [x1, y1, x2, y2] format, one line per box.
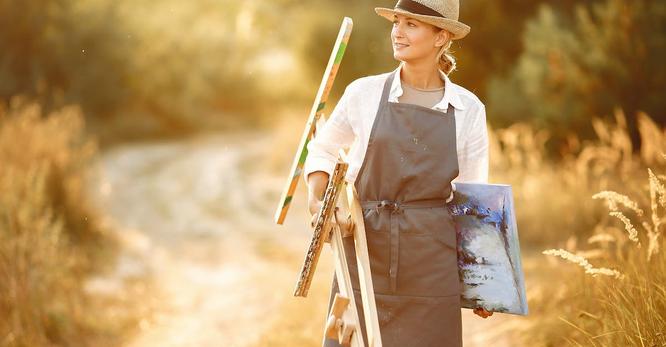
[397, 78, 445, 109]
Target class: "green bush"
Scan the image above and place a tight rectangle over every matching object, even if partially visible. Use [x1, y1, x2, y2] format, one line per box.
[488, 0, 666, 149]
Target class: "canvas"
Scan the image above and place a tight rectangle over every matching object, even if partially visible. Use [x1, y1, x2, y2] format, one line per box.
[448, 183, 528, 316]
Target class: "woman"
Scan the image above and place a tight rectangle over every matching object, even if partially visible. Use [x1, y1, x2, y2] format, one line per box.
[303, 0, 492, 345]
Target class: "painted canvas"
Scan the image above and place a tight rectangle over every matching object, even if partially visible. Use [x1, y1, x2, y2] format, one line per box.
[448, 183, 528, 316]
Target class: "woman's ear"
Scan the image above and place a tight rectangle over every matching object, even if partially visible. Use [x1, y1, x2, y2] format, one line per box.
[435, 29, 451, 48]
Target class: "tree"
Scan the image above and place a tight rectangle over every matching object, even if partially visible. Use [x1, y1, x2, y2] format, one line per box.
[487, 0, 666, 149]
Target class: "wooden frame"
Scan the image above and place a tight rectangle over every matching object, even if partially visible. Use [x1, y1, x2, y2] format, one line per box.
[274, 17, 353, 225]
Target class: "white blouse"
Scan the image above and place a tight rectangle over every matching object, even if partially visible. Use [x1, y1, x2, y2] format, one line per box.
[303, 62, 489, 197]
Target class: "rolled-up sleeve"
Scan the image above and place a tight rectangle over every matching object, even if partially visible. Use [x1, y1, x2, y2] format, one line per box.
[455, 102, 489, 183]
[302, 85, 356, 186]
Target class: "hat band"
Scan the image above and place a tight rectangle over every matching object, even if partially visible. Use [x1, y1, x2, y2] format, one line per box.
[395, 0, 445, 19]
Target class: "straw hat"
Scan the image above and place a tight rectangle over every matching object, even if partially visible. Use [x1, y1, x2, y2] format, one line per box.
[375, 0, 470, 40]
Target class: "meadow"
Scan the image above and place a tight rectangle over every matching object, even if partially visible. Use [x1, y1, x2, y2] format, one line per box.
[1, 99, 664, 347]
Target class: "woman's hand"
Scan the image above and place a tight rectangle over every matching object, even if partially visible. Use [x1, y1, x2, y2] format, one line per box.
[306, 171, 354, 236]
[472, 307, 494, 319]
[308, 198, 355, 236]
[308, 198, 324, 228]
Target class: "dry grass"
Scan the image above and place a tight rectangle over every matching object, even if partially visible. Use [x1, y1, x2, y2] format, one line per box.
[507, 110, 666, 346]
[538, 166, 666, 346]
[0, 97, 141, 346]
[489, 109, 664, 248]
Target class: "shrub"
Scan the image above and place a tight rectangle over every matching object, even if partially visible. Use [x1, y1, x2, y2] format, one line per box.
[0, 97, 116, 346]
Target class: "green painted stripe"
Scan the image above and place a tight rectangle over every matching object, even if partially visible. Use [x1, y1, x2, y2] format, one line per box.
[334, 42, 347, 64]
[299, 139, 309, 164]
[282, 195, 293, 208]
[316, 102, 326, 112]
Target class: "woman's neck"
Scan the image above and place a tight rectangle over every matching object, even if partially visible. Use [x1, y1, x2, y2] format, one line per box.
[400, 62, 444, 90]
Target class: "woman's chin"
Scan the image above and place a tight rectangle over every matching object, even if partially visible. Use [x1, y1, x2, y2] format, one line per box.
[393, 52, 408, 61]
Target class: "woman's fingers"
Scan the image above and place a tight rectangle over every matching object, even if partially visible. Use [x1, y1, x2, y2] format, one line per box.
[335, 208, 355, 237]
[473, 307, 493, 318]
[308, 199, 323, 228]
[308, 199, 323, 217]
[309, 206, 355, 238]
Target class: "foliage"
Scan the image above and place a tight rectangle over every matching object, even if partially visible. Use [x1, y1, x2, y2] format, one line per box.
[0, 0, 269, 140]
[488, 0, 666, 148]
[0, 0, 132, 122]
[1, 0, 663, 146]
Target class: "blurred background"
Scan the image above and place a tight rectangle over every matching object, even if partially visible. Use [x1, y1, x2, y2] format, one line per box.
[1, 0, 664, 346]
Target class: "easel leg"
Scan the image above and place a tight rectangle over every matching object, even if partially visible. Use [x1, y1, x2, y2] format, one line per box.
[345, 184, 382, 347]
[325, 226, 365, 347]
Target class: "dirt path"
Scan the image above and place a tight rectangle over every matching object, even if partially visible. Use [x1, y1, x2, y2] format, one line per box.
[88, 131, 530, 347]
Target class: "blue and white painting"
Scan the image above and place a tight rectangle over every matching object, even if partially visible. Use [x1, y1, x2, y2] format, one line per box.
[447, 183, 528, 316]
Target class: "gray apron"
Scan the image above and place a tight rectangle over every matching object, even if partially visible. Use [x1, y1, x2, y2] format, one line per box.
[323, 71, 462, 347]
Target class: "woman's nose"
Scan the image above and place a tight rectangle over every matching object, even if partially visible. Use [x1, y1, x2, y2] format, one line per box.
[392, 24, 404, 39]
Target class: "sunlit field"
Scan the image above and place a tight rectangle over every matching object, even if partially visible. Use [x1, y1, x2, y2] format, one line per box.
[5, 101, 663, 346]
[1, 0, 664, 346]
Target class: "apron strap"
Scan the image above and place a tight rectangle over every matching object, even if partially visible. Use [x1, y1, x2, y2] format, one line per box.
[379, 70, 397, 105]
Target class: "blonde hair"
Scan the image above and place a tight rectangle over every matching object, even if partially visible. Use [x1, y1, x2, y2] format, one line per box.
[436, 40, 456, 75]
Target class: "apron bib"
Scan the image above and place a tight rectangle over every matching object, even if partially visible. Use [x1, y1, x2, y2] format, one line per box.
[323, 71, 462, 347]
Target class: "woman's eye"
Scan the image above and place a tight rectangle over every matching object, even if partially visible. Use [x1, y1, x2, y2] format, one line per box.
[392, 21, 415, 27]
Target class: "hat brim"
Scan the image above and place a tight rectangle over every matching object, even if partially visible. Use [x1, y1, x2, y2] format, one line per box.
[375, 7, 470, 40]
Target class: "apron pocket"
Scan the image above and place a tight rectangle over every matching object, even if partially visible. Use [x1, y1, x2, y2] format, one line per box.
[364, 224, 391, 292]
[372, 292, 463, 347]
[398, 232, 461, 297]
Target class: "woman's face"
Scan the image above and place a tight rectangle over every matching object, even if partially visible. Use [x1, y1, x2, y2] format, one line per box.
[390, 14, 448, 63]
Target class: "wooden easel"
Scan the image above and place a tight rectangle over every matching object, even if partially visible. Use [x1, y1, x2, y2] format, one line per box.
[291, 149, 381, 347]
[274, 17, 382, 347]
[325, 177, 383, 347]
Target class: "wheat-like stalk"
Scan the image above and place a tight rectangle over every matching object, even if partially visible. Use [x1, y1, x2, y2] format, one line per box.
[592, 169, 665, 261]
[542, 248, 624, 279]
[592, 191, 644, 215]
[645, 168, 665, 260]
[647, 233, 661, 261]
[608, 211, 641, 244]
[648, 168, 666, 208]
[587, 233, 616, 244]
